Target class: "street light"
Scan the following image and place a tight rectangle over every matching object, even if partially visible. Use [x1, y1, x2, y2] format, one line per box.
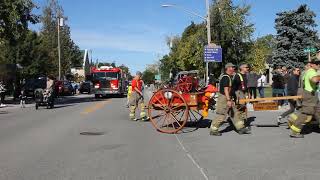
[161, 0, 214, 85]
[57, 17, 64, 80]
[161, 4, 206, 20]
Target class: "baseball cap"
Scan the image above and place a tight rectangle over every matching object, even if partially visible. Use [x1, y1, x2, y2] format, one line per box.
[136, 71, 142, 76]
[225, 63, 235, 68]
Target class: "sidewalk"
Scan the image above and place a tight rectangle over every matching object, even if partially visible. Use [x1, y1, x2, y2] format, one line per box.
[0, 96, 34, 109]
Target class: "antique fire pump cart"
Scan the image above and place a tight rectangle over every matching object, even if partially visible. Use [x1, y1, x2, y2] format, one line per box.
[147, 70, 210, 134]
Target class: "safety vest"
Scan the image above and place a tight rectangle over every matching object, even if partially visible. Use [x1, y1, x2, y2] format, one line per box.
[219, 74, 232, 87]
[303, 69, 317, 93]
[233, 73, 246, 91]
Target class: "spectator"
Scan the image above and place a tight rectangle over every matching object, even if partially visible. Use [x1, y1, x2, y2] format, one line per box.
[282, 66, 290, 105]
[0, 80, 7, 107]
[278, 68, 300, 124]
[19, 89, 27, 108]
[257, 72, 267, 98]
[247, 69, 258, 99]
[272, 67, 285, 106]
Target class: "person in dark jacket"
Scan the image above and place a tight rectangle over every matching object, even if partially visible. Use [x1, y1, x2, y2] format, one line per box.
[272, 67, 285, 106]
[247, 69, 258, 99]
[277, 68, 300, 124]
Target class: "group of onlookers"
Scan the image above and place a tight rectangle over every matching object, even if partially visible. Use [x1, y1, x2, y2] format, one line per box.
[0, 80, 6, 107]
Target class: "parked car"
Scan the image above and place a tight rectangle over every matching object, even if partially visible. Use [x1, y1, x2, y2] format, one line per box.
[55, 80, 74, 96]
[24, 77, 47, 97]
[79, 81, 92, 94]
[71, 82, 80, 94]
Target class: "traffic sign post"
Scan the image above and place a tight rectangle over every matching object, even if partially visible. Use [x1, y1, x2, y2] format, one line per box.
[304, 47, 318, 62]
[204, 45, 222, 85]
[155, 74, 161, 81]
[204, 46, 222, 62]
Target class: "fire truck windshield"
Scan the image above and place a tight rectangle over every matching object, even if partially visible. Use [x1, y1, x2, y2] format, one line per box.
[93, 72, 119, 80]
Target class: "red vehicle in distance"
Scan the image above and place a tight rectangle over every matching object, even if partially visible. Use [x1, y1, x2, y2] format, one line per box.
[91, 66, 126, 98]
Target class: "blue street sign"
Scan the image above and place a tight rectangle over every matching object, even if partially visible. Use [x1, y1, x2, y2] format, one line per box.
[204, 46, 222, 62]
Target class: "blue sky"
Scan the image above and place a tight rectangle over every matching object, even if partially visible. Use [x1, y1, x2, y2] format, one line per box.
[32, 0, 320, 73]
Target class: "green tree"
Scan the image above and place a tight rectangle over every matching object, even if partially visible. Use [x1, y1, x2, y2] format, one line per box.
[209, 0, 254, 75]
[13, 31, 52, 78]
[158, 0, 254, 79]
[40, 0, 82, 77]
[142, 69, 156, 85]
[273, 4, 320, 68]
[0, 0, 38, 44]
[118, 64, 132, 79]
[0, 0, 39, 66]
[247, 35, 275, 73]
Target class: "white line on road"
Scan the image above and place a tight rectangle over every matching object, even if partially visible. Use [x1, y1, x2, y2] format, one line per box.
[174, 134, 209, 180]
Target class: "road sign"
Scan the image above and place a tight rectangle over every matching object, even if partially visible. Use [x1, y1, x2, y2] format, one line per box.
[204, 46, 222, 62]
[155, 74, 161, 81]
[304, 47, 317, 53]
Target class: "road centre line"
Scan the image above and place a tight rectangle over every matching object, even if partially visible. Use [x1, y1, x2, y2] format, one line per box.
[174, 134, 209, 180]
[81, 100, 111, 115]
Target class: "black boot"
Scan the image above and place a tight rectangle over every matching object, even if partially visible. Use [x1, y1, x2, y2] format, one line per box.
[210, 130, 222, 136]
[238, 128, 251, 135]
[290, 131, 304, 138]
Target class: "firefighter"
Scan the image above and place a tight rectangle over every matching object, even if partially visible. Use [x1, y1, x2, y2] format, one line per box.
[202, 76, 218, 117]
[129, 71, 148, 121]
[126, 82, 132, 108]
[288, 58, 320, 138]
[209, 63, 251, 136]
[231, 63, 251, 130]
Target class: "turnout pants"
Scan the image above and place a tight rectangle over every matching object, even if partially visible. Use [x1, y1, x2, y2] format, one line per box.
[202, 92, 212, 117]
[210, 93, 245, 132]
[129, 91, 146, 119]
[290, 90, 319, 134]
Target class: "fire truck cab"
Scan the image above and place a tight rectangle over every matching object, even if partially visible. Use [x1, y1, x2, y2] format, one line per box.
[91, 66, 126, 98]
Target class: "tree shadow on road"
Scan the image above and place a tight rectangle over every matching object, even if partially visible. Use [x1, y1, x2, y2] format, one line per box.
[55, 95, 119, 106]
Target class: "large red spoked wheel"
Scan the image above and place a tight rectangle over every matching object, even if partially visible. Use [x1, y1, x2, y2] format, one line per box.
[148, 89, 189, 134]
[176, 76, 193, 93]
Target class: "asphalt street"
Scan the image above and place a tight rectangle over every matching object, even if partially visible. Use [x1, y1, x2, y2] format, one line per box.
[0, 90, 320, 180]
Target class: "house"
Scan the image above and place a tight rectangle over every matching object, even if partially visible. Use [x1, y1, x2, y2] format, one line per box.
[70, 49, 91, 82]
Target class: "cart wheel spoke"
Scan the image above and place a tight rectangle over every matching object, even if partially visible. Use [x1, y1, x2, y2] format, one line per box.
[153, 94, 166, 110]
[169, 113, 182, 128]
[151, 112, 166, 119]
[148, 89, 189, 134]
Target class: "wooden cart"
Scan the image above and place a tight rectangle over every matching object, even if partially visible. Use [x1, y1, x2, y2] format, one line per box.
[147, 71, 206, 134]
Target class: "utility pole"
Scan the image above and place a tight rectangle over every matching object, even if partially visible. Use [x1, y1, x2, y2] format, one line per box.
[162, 1, 214, 85]
[205, 0, 212, 85]
[57, 17, 64, 80]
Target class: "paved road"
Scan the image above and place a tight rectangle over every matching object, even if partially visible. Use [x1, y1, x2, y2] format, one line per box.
[0, 92, 320, 180]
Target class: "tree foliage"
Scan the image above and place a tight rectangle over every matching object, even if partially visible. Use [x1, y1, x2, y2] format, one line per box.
[0, 0, 38, 44]
[0, 0, 83, 79]
[247, 35, 275, 73]
[40, 0, 82, 77]
[158, 0, 254, 80]
[209, 0, 254, 75]
[142, 68, 156, 85]
[273, 4, 320, 68]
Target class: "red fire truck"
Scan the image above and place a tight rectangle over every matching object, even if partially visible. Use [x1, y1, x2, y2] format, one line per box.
[91, 66, 126, 98]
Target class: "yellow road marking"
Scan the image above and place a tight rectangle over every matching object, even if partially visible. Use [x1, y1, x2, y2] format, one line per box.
[81, 100, 111, 115]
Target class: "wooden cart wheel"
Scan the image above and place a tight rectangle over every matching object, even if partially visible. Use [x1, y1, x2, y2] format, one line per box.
[148, 89, 189, 134]
[176, 76, 193, 93]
